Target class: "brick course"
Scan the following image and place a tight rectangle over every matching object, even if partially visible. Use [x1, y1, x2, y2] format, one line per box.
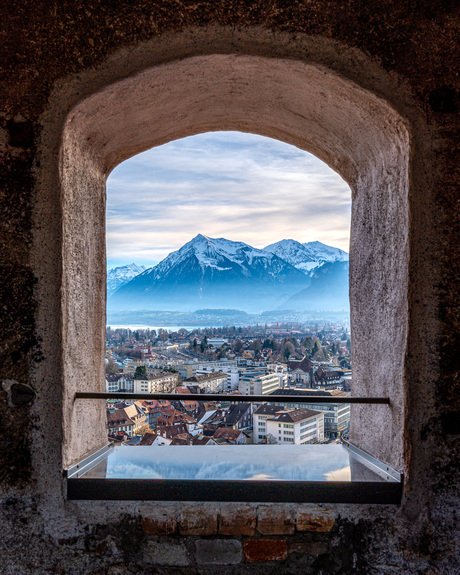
[179, 507, 218, 536]
[296, 511, 335, 532]
[257, 505, 295, 535]
[218, 505, 257, 536]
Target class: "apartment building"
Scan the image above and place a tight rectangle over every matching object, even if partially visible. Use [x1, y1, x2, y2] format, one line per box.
[134, 371, 179, 394]
[269, 388, 350, 438]
[195, 365, 239, 390]
[105, 373, 134, 393]
[266, 408, 325, 445]
[185, 372, 227, 393]
[253, 404, 285, 443]
[238, 372, 280, 395]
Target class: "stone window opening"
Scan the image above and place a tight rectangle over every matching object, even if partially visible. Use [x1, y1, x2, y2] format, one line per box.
[40, 38, 410, 503]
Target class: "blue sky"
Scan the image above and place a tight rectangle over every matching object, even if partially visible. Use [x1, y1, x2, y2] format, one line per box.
[106, 131, 351, 269]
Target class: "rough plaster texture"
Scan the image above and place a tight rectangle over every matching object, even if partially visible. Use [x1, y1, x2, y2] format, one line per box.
[58, 47, 410, 469]
[0, 2, 459, 574]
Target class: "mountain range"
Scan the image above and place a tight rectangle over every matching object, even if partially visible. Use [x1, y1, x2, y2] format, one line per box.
[107, 263, 147, 297]
[107, 235, 349, 313]
[265, 239, 348, 272]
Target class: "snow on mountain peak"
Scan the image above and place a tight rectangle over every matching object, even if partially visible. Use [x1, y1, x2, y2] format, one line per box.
[107, 263, 147, 296]
[265, 239, 348, 274]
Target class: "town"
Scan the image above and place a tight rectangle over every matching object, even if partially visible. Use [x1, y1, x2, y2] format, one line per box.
[105, 321, 352, 447]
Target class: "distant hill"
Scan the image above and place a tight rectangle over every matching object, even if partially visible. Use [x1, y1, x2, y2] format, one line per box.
[194, 309, 250, 316]
[279, 261, 349, 311]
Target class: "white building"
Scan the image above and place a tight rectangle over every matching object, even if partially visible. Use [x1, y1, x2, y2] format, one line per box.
[196, 365, 239, 391]
[105, 373, 133, 393]
[185, 372, 227, 393]
[269, 388, 350, 438]
[253, 404, 285, 443]
[271, 372, 288, 388]
[238, 373, 280, 395]
[207, 338, 228, 347]
[265, 408, 324, 445]
[134, 372, 179, 394]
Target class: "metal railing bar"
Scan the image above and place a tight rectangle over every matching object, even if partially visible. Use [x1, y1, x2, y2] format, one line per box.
[75, 392, 390, 404]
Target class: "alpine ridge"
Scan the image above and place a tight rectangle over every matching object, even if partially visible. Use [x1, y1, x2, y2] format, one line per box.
[108, 235, 348, 312]
[107, 263, 147, 297]
[264, 239, 348, 274]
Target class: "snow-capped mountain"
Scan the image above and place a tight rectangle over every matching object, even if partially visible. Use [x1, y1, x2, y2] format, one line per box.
[264, 239, 349, 274]
[108, 234, 310, 312]
[279, 261, 349, 311]
[107, 263, 147, 297]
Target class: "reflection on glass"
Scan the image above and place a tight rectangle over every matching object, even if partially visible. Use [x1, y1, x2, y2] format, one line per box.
[83, 445, 392, 483]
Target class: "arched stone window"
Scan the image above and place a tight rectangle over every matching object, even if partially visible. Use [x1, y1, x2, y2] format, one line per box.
[36, 29, 411, 475]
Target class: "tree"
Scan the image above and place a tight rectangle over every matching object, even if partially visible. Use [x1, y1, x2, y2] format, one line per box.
[232, 339, 244, 353]
[200, 336, 208, 353]
[158, 329, 169, 342]
[282, 341, 295, 360]
[249, 339, 262, 353]
[263, 338, 274, 350]
[311, 340, 321, 358]
[134, 365, 147, 378]
[136, 422, 151, 436]
[106, 359, 119, 374]
[303, 337, 314, 351]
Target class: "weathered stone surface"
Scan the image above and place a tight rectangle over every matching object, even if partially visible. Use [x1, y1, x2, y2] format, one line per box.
[195, 539, 242, 565]
[244, 539, 288, 562]
[179, 506, 218, 536]
[296, 512, 336, 532]
[257, 505, 295, 535]
[218, 505, 256, 536]
[288, 541, 329, 556]
[143, 540, 190, 566]
[0, 3, 459, 575]
[141, 514, 177, 536]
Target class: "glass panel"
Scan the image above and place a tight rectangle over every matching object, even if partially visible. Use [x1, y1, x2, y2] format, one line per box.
[82, 444, 395, 483]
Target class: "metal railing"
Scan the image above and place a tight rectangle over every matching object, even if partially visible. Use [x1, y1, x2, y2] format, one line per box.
[75, 391, 390, 404]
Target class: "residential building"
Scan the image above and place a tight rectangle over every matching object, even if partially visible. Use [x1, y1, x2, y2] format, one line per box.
[265, 408, 325, 444]
[106, 409, 134, 437]
[105, 373, 134, 393]
[313, 367, 344, 389]
[269, 388, 350, 438]
[134, 371, 179, 394]
[238, 372, 280, 395]
[137, 399, 172, 426]
[196, 365, 239, 390]
[123, 403, 148, 435]
[213, 427, 249, 445]
[156, 408, 198, 435]
[287, 358, 313, 385]
[253, 404, 286, 443]
[223, 403, 252, 430]
[185, 372, 227, 393]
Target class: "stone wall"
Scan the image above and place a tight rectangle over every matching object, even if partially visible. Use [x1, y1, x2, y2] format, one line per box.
[0, 2, 459, 574]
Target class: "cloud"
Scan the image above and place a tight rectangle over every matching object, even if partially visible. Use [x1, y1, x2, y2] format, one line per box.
[107, 131, 351, 268]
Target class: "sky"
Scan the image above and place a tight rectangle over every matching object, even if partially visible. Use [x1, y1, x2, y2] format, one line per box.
[106, 131, 351, 270]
